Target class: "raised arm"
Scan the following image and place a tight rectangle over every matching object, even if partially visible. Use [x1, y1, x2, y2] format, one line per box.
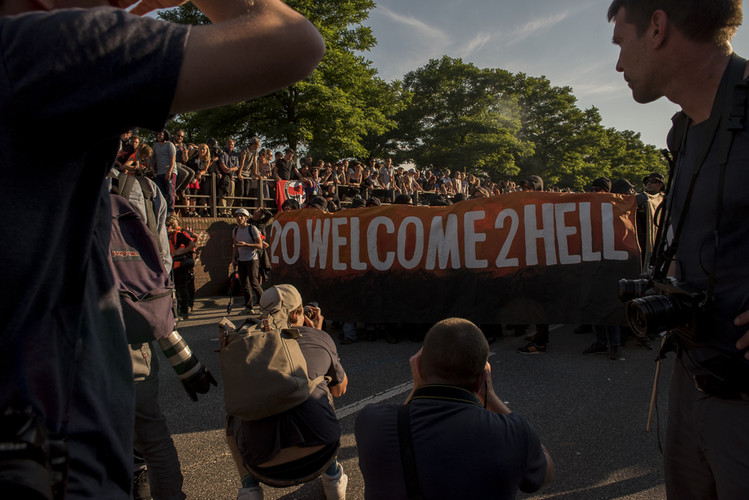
[170, 0, 324, 114]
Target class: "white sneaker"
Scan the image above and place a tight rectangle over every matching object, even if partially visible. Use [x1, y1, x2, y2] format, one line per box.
[236, 486, 263, 500]
[322, 464, 348, 500]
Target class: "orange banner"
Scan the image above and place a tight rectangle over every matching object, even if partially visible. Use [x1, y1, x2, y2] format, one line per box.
[268, 192, 640, 325]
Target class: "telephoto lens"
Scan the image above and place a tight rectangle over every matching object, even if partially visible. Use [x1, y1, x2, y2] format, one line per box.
[157, 331, 217, 400]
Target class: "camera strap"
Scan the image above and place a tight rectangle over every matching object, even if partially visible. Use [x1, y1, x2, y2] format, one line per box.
[651, 54, 748, 297]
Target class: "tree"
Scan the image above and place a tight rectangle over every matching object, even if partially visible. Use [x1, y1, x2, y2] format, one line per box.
[393, 56, 533, 177]
[159, 1, 402, 157]
[392, 56, 665, 188]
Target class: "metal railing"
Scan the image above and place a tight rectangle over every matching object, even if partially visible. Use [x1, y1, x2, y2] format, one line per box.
[174, 175, 438, 216]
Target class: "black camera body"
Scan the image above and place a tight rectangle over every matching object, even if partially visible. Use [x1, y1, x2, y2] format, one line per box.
[618, 277, 707, 339]
[0, 407, 68, 500]
[303, 301, 319, 319]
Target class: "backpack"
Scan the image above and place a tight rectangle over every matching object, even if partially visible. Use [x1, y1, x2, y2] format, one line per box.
[217, 318, 326, 421]
[109, 194, 175, 343]
[110, 173, 160, 250]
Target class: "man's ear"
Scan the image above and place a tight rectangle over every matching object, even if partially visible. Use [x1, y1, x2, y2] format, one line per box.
[650, 9, 670, 48]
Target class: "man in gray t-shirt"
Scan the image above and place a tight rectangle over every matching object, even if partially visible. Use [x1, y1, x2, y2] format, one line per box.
[232, 208, 265, 312]
[153, 129, 177, 213]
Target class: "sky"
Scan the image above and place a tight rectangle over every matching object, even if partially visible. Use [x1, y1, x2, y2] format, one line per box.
[356, 0, 749, 149]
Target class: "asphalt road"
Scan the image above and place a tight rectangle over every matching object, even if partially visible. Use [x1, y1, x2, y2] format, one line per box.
[156, 297, 672, 499]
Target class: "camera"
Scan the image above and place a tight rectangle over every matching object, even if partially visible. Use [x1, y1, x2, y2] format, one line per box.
[0, 407, 68, 500]
[303, 302, 319, 319]
[618, 277, 707, 339]
[157, 331, 217, 401]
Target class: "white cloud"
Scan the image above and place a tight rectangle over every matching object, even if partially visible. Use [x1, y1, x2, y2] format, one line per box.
[462, 33, 494, 56]
[501, 11, 569, 45]
[375, 6, 447, 41]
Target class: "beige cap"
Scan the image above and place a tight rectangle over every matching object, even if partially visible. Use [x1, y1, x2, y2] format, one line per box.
[260, 285, 303, 328]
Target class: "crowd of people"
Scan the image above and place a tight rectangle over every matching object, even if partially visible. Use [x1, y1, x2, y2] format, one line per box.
[114, 128, 613, 218]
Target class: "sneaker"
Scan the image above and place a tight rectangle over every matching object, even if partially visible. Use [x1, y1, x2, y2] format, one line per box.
[583, 342, 608, 355]
[236, 486, 263, 500]
[322, 464, 348, 500]
[132, 466, 151, 500]
[609, 346, 625, 360]
[518, 342, 546, 354]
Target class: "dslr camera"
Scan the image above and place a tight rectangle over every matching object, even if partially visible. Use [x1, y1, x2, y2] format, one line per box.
[0, 407, 68, 500]
[618, 276, 707, 339]
[303, 301, 319, 319]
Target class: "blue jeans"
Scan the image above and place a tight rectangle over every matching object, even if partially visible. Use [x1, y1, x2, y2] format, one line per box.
[342, 322, 358, 341]
[156, 173, 176, 214]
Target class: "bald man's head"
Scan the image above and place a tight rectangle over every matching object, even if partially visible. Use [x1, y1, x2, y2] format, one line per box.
[420, 318, 489, 390]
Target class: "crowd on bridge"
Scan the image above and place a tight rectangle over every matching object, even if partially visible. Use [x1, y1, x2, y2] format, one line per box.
[115, 128, 658, 218]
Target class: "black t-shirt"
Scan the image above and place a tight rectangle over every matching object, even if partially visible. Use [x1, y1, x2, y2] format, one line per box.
[276, 158, 298, 180]
[0, 7, 188, 497]
[170, 229, 194, 261]
[355, 385, 547, 500]
[231, 326, 346, 465]
[667, 76, 749, 347]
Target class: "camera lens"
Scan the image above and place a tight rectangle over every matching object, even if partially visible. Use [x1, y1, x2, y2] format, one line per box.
[618, 279, 650, 302]
[626, 295, 691, 337]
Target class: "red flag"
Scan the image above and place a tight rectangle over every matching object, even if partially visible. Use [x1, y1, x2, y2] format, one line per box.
[275, 180, 308, 210]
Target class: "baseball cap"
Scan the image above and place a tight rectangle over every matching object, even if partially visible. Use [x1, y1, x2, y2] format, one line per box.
[260, 284, 303, 320]
[590, 177, 612, 192]
[642, 172, 665, 184]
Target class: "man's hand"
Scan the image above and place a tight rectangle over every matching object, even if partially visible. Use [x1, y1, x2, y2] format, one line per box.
[181, 364, 218, 401]
[303, 306, 324, 330]
[734, 310, 749, 360]
[403, 348, 424, 404]
[476, 362, 493, 407]
[477, 361, 512, 415]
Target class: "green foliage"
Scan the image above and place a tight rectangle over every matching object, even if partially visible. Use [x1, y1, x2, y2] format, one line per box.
[157, 7, 664, 186]
[159, 1, 400, 157]
[393, 56, 533, 177]
[390, 56, 665, 188]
